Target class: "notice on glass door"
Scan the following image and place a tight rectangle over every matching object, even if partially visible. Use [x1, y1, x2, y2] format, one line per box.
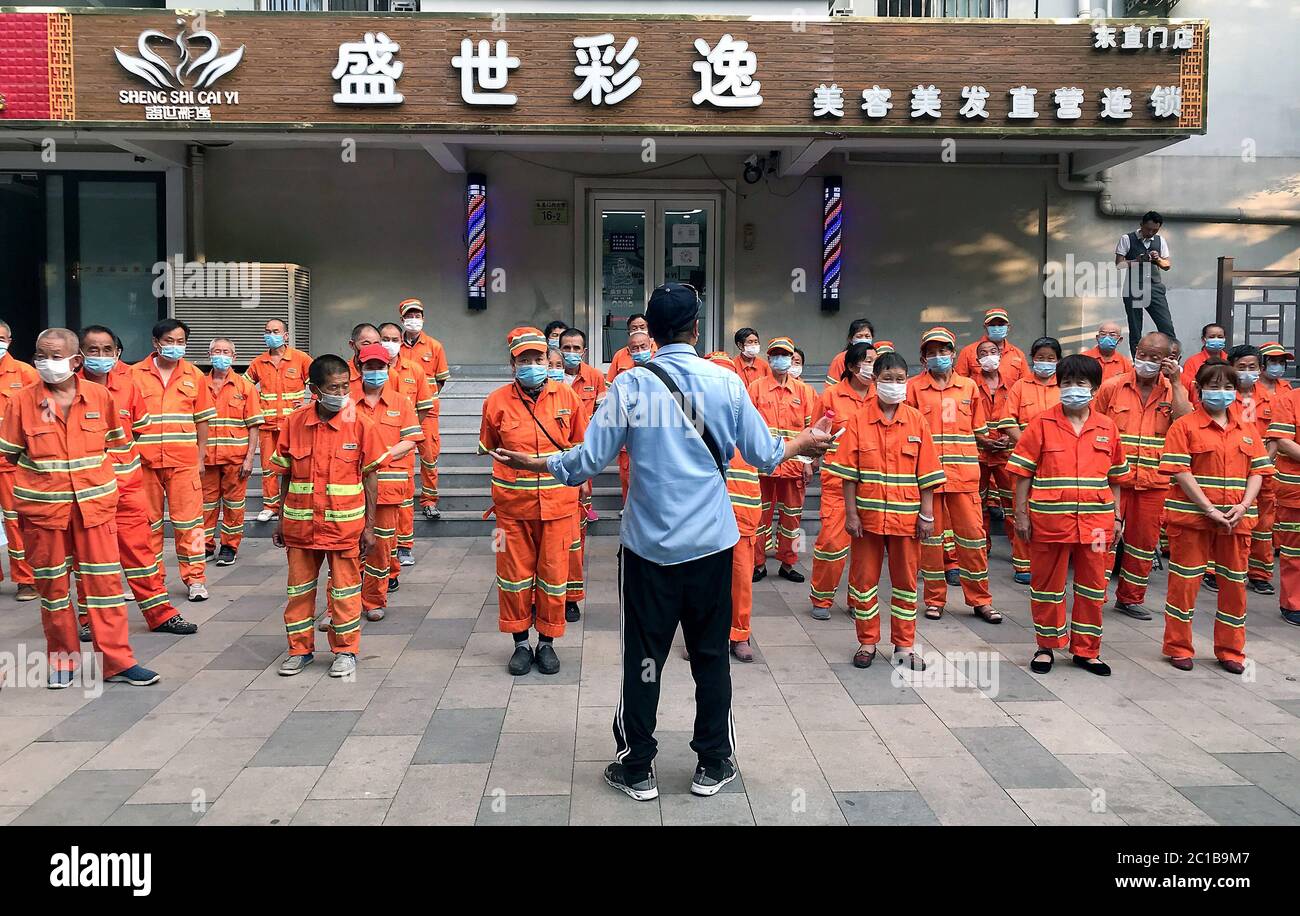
[672, 246, 699, 267]
[672, 223, 700, 244]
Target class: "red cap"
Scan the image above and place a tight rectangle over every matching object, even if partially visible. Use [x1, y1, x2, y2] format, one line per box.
[357, 343, 390, 365]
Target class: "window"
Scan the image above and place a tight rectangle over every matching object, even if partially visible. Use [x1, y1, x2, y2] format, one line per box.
[874, 0, 1009, 16]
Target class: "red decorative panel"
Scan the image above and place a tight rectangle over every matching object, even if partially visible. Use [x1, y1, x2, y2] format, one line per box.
[0, 12, 52, 120]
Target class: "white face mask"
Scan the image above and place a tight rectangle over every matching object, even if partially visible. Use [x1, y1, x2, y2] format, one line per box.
[858, 363, 874, 381]
[35, 357, 75, 384]
[1134, 359, 1161, 379]
[743, 344, 760, 359]
[402, 317, 424, 334]
[978, 353, 1001, 372]
[381, 340, 401, 360]
[876, 381, 907, 405]
[789, 364, 803, 379]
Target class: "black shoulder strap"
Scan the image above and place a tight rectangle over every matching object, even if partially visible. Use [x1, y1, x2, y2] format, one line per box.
[643, 362, 727, 479]
[515, 382, 568, 455]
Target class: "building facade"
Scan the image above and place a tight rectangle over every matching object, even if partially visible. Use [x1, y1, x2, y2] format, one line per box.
[0, 1, 1295, 370]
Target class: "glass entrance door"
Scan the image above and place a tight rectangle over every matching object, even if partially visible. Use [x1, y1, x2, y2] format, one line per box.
[591, 194, 719, 366]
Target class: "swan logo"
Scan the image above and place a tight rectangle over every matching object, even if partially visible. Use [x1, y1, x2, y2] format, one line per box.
[115, 25, 245, 91]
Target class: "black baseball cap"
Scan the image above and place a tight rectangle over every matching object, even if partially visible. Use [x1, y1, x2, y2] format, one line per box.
[646, 282, 700, 341]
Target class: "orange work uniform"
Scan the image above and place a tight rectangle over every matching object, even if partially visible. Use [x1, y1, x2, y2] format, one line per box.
[564, 362, 607, 601]
[809, 378, 871, 609]
[401, 331, 450, 509]
[1240, 382, 1287, 584]
[272, 404, 387, 657]
[478, 380, 588, 638]
[202, 370, 264, 554]
[1180, 346, 1226, 390]
[735, 354, 771, 395]
[352, 387, 423, 613]
[726, 451, 762, 642]
[1007, 405, 1129, 658]
[1159, 406, 1273, 665]
[244, 346, 312, 511]
[380, 354, 436, 553]
[131, 357, 215, 585]
[749, 374, 814, 569]
[606, 344, 656, 383]
[907, 371, 992, 610]
[0, 379, 140, 676]
[0, 351, 39, 587]
[1269, 388, 1300, 613]
[827, 398, 945, 648]
[1081, 347, 1134, 385]
[999, 374, 1061, 575]
[1095, 371, 1176, 607]
[76, 363, 178, 629]
[973, 369, 1015, 514]
[954, 338, 1028, 384]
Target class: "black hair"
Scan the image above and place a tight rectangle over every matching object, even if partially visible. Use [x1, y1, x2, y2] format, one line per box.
[1196, 360, 1236, 391]
[1228, 345, 1261, 365]
[152, 318, 189, 341]
[734, 327, 758, 348]
[1059, 354, 1102, 389]
[350, 323, 378, 342]
[1201, 324, 1224, 339]
[1142, 211, 1164, 226]
[840, 342, 876, 379]
[873, 352, 908, 376]
[559, 327, 587, 347]
[846, 318, 875, 343]
[543, 320, 569, 338]
[80, 325, 121, 350]
[793, 347, 806, 363]
[627, 312, 646, 325]
[377, 321, 403, 336]
[1029, 336, 1062, 360]
[309, 354, 350, 387]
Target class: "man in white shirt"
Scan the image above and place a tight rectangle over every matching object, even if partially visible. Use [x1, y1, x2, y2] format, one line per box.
[1115, 210, 1174, 355]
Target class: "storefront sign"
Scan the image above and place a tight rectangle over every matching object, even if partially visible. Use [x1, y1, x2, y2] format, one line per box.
[533, 199, 569, 225]
[1, 11, 1208, 134]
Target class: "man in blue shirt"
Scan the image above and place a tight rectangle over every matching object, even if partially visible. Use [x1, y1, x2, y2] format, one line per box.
[492, 283, 832, 801]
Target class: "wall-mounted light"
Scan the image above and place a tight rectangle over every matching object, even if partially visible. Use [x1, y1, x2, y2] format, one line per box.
[821, 175, 842, 313]
[466, 172, 487, 311]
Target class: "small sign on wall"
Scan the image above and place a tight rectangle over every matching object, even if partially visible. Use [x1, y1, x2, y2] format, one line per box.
[534, 199, 569, 225]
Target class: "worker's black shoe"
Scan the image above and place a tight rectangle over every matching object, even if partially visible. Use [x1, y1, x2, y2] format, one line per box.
[1248, 579, 1274, 595]
[691, 759, 738, 797]
[1113, 601, 1152, 621]
[945, 569, 961, 587]
[535, 642, 561, 675]
[153, 614, 198, 635]
[565, 601, 581, 622]
[752, 566, 767, 583]
[215, 546, 237, 566]
[1283, 608, 1300, 627]
[507, 643, 533, 676]
[79, 623, 92, 643]
[1203, 574, 1219, 592]
[777, 565, 804, 583]
[1072, 655, 1111, 677]
[388, 577, 400, 592]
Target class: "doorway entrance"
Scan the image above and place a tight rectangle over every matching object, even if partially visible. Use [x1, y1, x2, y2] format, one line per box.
[587, 192, 720, 367]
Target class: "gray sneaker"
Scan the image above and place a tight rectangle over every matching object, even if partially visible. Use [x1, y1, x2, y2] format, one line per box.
[691, 759, 738, 796]
[810, 604, 831, 621]
[329, 653, 357, 678]
[397, 547, 415, 567]
[278, 654, 314, 676]
[604, 763, 658, 801]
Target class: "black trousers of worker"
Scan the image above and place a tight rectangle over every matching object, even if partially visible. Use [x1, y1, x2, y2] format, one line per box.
[1124, 287, 1174, 356]
[614, 545, 735, 778]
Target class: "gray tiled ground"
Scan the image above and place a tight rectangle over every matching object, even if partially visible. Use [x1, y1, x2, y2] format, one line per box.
[2, 534, 1300, 826]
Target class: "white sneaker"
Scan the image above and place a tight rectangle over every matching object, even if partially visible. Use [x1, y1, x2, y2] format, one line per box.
[257, 509, 274, 523]
[329, 653, 357, 678]
[187, 582, 208, 602]
[278, 654, 313, 676]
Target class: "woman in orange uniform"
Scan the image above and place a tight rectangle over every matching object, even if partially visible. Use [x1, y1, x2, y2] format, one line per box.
[808, 341, 874, 619]
[478, 328, 588, 677]
[1227, 345, 1285, 595]
[831, 351, 944, 671]
[823, 319, 875, 386]
[999, 336, 1062, 584]
[1159, 360, 1272, 673]
[972, 338, 1016, 529]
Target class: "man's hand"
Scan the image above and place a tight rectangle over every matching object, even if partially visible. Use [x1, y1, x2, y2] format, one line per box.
[801, 461, 813, 483]
[240, 456, 255, 480]
[1221, 503, 1247, 528]
[271, 521, 285, 549]
[917, 515, 934, 541]
[1014, 512, 1031, 543]
[490, 448, 549, 473]
[790, 415, 834, 460]
[360, 526, 377, 556]
[1160, 358, 1182, 382]
[845, 513, 863, 539]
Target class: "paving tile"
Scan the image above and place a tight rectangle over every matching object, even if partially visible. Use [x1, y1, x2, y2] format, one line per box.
[149, 669, 258, 717]
[82, 713, 212, 770]
[568, 761, 661, 826]
[11, 769, 155, 826]
[486, 732, 575, 796]
[249, 710, 361, 767]
[660, 793, 755, 826]
[410, 619, 477, 651]
[899, 754, 1032, 825]
[830, 662, 923, 705]
[1212, 752, 1300, 814]
[651, 731, 746, 796]
[381, 648, 459, 698]
[352, 687, 437, 736]
[759, 646, 839, 685]
[309, 735, 419, 800]
[952, 726, 1082, 790]
[0, 716, 63, 762]
[1177, 785, 1300, 826]
[835, 790, 940, 826]
[198, 765, 323, 826]
[104, 803, 204, 826]
[128, 736, 265, 805]
[502, 684, 580, 733]
[384, 763, 490, 825]
[1006, 788, 1127, 826]
[476, 794, 571, 826]
[999, 701, 1125, 755]
[575, 705, 615, 762]
[779, 682, 870, 732]
[206, 637, 293, 671]
[1101, 724, 1250, 788]
[437, 666, 514, 709]
[413, 708, 506, 765]
[859, 704, 965, 758]
[200, 686, 311, 739]
[0, 740, 105, 806]
[803, 729, 912, 792]
[1058, 753, 1217, 826]
[291, 798, 392, 825]
[1135, 698, 1280, 754]
[295, 667, 384, 712]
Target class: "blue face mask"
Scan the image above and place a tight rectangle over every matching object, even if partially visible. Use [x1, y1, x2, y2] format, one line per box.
[986, 324, 1008, 342]
[515, 363, 548, 388]
[1205, 338, 1226, 351]
[1266, 362, 1287, 379]
[927, 355, 953, 374]
[264, 333, 285, 350]
[562, 351, 583, 369]
[1060, 386, 1093, 409]
[1033, 360, 1057, 378]
[770, 355, 793, 373]
[1097, 336, 1118, 353]
[1237, 370, 1260, 388]
[631, 350, 652, 365]
[0, 341, 8, 358]
[159, 344, 186, 361]
[83, 355, 117, 375]
[210, 354, 233, 372]
[1201, 389, 1237, 410]
[362, 368, 389, 388]
[547, 367, 565, 382]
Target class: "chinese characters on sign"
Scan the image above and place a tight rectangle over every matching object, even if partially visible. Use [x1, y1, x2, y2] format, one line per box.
[333, 32, 404, 105]
[1093, 23, 1195, 51]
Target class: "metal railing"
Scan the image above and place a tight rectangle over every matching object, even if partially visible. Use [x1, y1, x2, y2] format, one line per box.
[871, 0, 1009, 16]
[1216, 257, 1300, 367]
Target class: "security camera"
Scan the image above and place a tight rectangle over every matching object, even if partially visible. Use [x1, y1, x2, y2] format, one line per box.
[743, 154, 763, 184]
